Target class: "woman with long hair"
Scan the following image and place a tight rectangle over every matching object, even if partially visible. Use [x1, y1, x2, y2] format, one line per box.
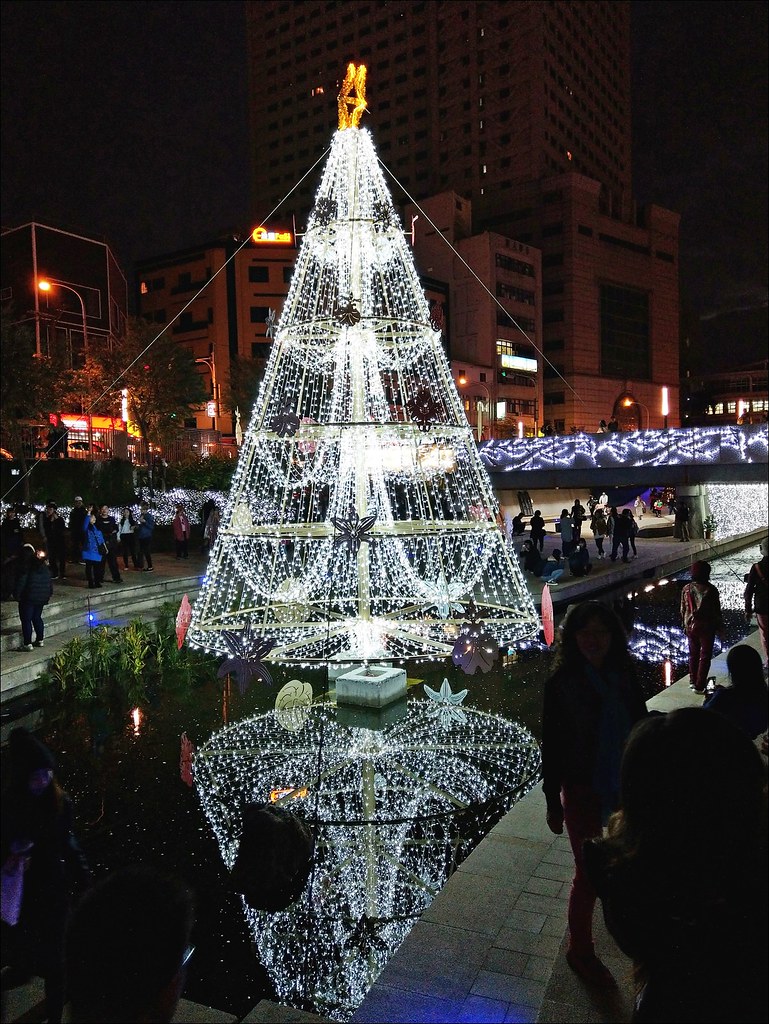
[541, 601, 647, 988]
[1, 728, 91, 1023]
[703, 643, 768, 738]
[585, 708, 768, 1022]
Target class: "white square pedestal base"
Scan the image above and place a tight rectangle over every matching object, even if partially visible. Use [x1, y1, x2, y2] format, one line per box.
[335, 664, 408, 708]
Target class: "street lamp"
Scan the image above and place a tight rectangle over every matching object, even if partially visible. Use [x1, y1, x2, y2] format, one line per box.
[38, 278, 88, 360]
[622, 396, 650, 430]
[38, 278, 92, 454]
[195, 353, 219, 432]
[457, 375, 491, 441]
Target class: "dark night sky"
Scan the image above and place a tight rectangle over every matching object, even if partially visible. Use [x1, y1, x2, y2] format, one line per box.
[2, 0, 767, 352]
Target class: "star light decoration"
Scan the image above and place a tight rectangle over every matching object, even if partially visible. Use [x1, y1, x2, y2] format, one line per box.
[265, 308, 278, 339]
[187, 66, 538, 663]
[193, 699, 542, 1021]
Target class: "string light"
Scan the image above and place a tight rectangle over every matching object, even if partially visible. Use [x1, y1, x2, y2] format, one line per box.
[188, 121, 538, 663]
[193, 698, 542, 1020]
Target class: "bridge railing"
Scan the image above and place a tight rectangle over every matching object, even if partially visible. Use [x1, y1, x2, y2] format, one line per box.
[479, 424, 768, 474]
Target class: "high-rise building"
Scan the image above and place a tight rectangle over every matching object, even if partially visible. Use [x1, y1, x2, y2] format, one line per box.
[246, 0, 680, 432]
[248, 1, 632, 225]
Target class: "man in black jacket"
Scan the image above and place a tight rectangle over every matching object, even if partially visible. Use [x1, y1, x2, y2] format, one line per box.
[68, 496, 88, 564]
[42, 503, 67, 580]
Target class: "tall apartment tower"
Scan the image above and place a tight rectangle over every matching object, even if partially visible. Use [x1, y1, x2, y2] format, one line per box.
[246, 0, 680, 431]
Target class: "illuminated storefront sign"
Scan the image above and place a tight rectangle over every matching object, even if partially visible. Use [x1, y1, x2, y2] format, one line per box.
[252, 227, 293, 244]
[500, 353, 538, 373]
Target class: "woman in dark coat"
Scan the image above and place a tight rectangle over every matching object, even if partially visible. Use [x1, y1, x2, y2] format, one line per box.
[1, 728, 91, 1023]
[542, 601, 647, 989]
[13, 544, 53, 650]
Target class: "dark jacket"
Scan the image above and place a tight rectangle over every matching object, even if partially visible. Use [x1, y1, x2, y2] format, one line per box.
[95, 513, 119, 544]
[136, 510, 155, 540]
[1, 785, 91, 974]
[541, 662, 647, 814]
[68, 505, 88, 542]
[42, 513, 67, 551]
[14, 561, 53, 605]
[529, 513, 546, 538]
[703, 685, 768, 739]
[744, 556, 768, 616]
[522, 546, 551, 577]
[1, 515, 24, 561]
[568, 545, 591, 576]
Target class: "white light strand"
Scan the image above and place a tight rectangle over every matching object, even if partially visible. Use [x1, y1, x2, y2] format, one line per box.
[189, 126, 538, 662]
[193, 699, 542, 1020]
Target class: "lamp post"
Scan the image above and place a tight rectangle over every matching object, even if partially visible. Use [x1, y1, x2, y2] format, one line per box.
[38, 278, 91, 454]
[622, 396, 650, 430]
[457, 376, 491, 441]
[38, 278, 88, 360]
[195, 353, 219, 432]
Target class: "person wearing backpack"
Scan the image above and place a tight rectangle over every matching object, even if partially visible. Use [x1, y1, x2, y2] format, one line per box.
[681, 561, 724, 694]
[744, 537, 769, 668]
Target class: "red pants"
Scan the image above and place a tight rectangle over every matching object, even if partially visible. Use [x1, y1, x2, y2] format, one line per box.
[756, 613, 768, 664]
[561, 784, 603, 956]
[687, 627, 716, 691]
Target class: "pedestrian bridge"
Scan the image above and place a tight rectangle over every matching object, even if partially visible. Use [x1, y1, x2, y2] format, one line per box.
[479, 423, 768, 489]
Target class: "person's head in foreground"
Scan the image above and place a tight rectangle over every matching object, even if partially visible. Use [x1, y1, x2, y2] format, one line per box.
[66, 864, 195, 1023]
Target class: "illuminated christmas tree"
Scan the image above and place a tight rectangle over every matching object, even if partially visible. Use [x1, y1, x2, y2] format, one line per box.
[188, 65, 538, 663]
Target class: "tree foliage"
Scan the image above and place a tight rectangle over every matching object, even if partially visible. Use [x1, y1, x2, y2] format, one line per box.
[222, 352, 264, 425]
[0, 310, 73, 497]
[99, 316, 208, 458]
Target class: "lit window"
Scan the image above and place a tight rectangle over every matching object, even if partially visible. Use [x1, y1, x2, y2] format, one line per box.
[140, 281, 149, 295]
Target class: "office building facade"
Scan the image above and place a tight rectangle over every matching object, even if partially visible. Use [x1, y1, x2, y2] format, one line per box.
[246, 0, 680, 431]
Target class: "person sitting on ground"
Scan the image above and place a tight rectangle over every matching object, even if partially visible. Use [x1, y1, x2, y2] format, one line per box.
[584, 708, 768, 1023]
[703, 644, 768, 739]
[65, 864, 196, 1024]
[568, 538, 592, 577]
[511, 511, 526, 536]
[520, 539, 564, 584]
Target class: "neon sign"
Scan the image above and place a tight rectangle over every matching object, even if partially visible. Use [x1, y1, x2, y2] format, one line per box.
[252, 227, 293, 244]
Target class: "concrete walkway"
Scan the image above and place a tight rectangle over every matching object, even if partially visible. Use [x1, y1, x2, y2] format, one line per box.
[1, 529, 765, 1023]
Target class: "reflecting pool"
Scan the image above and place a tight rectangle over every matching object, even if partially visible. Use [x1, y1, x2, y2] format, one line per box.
[0, 545, 759, 1018]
